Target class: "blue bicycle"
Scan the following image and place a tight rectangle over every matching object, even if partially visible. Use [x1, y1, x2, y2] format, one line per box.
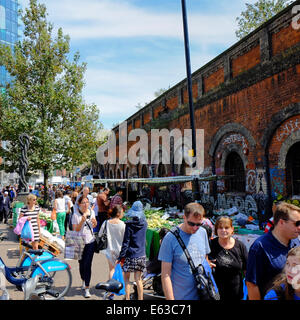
[0, 241, 72, 300]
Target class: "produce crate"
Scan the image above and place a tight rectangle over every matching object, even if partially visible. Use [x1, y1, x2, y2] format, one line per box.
[39, 236, 60, 256]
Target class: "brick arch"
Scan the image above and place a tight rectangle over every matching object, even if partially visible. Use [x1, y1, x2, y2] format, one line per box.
[260, 102, 300, 150]
[278, 130, 300, 169]
[209, 123, 256, 157]
[220, 143, 248, 171]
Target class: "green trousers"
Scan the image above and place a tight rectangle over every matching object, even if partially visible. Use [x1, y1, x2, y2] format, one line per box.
[56, 211, 66, 236]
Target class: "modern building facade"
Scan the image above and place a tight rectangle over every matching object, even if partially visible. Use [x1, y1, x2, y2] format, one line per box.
[0, 0, 20, 187]
[0, 0, 20, 87]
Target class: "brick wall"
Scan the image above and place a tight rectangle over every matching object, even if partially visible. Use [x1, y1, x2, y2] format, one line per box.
[106, 1, 300, 215]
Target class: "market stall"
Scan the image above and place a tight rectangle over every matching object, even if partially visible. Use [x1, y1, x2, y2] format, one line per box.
[91, 175, 265, 257]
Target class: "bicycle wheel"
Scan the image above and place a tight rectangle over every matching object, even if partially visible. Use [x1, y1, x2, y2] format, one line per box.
[38, 266, 72, 300]
[31, 259, 72, 300]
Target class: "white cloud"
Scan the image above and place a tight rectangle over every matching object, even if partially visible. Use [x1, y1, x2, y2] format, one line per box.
[20, 0, 237, 45]
[18, 0, 257, 129]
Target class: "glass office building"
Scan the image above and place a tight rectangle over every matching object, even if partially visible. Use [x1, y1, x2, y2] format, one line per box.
[0, 0, 20, 87]
[0, 0, 20, 187]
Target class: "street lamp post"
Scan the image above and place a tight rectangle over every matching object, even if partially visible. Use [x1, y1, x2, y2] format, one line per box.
[181, 0, 200, 199]
[181, 0, 197, 161]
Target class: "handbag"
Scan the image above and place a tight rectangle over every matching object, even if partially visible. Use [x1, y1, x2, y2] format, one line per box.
[170, 226, 220, 300]
[64, 230, 86, 260]
[51, 208, 57, 220]
[95, 220, 108, 253]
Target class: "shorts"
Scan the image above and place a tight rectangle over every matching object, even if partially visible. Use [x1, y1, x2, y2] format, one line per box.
[122, 256, 146, 273]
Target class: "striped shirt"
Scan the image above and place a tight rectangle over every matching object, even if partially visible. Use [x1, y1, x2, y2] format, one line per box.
[21, 205, 41, 241]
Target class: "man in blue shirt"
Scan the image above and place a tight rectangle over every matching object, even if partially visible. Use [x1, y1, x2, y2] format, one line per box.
[246, 202, 300, 299]
[158, 202, 211, 300]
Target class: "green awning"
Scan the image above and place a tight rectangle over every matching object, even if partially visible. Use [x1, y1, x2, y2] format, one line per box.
[91, 175, 230, 185]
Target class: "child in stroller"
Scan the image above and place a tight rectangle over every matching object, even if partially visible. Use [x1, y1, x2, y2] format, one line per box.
[131, 227, 169, 300]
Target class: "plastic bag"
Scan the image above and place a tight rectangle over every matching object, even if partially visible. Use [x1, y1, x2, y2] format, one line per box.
[112, 263, 125, 296]
[21, 220, 34, 242]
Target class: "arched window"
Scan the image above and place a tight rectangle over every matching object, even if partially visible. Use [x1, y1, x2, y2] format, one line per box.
[286, 142, 300, 196]
[225, 152, 245, 192]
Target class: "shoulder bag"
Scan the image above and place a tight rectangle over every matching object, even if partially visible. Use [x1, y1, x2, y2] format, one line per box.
[94, 220, 108, 253]
[51, 208, 57, 220]
[169, 226, 220, 300]
[64, 230, 86, 260]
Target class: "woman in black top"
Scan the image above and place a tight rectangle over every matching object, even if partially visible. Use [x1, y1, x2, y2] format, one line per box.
[209, 216, 248, 300]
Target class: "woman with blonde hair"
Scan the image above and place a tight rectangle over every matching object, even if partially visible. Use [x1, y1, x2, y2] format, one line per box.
[18, 193, 41, 250]
[264, 246, 300, 300]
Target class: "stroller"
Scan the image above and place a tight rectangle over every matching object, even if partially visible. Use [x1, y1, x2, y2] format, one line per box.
[131, 228, 169, 300]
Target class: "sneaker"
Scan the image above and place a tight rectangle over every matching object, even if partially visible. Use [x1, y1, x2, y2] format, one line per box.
[84, 289, 91, 298]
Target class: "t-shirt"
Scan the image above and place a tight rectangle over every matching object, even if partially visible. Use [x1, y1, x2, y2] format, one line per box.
[72, 209, 96, 244]
[109, 194, 123, 209]
[55, 198, 66, 213]
[158, 226, 210, 300]
[245, 231, 300, 297]
[209, 237, 248, 300]
[64, 195, 73, 212]
[99, 219, 125, 264]
[264, 284, 300, 300]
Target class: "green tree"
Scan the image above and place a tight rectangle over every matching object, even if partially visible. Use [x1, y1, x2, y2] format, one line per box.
[0, 0, 102, 206]
[236, 0, 292, 40]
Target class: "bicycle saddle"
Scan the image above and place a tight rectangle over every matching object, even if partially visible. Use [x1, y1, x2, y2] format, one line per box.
[95, 279, 123, 293]
[28, 249, 44, 256]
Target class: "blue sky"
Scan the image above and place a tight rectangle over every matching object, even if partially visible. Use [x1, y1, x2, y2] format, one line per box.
[19, 0, 257, 130]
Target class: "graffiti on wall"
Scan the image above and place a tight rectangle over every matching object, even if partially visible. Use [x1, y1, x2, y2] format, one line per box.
[246, 170, 256, 193]
[276, 118, 300, 142]
[269, 166, 285, 195]
[200, 193, 258, 218]
[223, 134, 248, 149]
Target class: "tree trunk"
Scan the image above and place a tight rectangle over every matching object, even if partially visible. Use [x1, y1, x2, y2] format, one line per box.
[43, 170, 50, 209]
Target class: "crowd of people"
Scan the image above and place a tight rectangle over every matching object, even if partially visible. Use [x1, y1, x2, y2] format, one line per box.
[0, 185, 17, 224]
[12, 182, 300, 300]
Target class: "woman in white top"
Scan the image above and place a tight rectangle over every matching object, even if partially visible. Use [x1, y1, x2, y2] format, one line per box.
[99, 204, 126, 280]
[72, 195, 97, 298]
[53, 190, 66, 238]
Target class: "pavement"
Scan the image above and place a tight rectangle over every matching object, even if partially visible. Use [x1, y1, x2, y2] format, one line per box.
[0, 222, 129, 300]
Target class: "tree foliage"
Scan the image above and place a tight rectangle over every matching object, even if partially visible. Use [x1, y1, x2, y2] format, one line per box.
[236, 0, 292, 40]
[0, 0, 102, 202]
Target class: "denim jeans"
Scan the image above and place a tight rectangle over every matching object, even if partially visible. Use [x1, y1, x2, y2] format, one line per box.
[79, 241, 95, 287]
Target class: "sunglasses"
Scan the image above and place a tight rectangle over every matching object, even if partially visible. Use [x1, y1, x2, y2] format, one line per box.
[283, 218, 300, 227]
[187, 220, 202, 227]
